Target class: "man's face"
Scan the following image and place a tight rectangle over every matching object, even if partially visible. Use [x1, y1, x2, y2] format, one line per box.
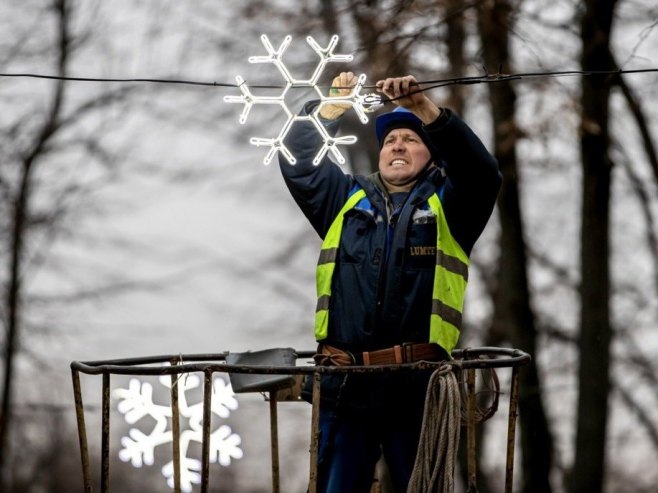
[378, 128, 432, 189]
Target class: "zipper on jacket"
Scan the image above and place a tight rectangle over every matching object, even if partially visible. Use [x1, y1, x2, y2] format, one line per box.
[373, 191, 392, 328]
[373, 190, 409, 329]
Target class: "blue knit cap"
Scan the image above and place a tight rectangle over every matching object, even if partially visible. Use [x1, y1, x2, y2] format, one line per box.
[375, 107, 437, 158]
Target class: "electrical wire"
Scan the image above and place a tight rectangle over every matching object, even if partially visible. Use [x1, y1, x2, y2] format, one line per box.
[370, 67, 658, 103]
[0, 73, 281, 89]
[1, 67, 657, 103]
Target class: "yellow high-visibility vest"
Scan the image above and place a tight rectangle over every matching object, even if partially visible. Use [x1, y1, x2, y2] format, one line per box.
[314, 189, 367, 341]
[427, 193, 469, 355]
[314, 190, 469, 356]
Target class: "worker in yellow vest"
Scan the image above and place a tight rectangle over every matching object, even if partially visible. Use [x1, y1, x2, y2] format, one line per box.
[279, 72, 501, 493]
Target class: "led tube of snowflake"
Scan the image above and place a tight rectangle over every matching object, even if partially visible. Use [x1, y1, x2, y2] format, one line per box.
[114, 374, 242, 493]
[224, 34, 381, 166]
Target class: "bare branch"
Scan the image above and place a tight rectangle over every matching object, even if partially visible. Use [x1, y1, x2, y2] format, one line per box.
[613, 63, 658, 186]
[612, 378, 658, 449]
[614, 143, 658, 292]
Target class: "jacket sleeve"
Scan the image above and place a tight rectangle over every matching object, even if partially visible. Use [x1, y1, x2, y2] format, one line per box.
[278, 101, 355, 239]
[423, 109, 502, 256]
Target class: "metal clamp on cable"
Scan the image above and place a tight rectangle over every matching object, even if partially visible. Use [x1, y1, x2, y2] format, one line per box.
[357, 93, 389, 113]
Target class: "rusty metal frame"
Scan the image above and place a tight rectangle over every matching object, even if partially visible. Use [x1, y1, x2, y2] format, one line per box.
[466, 367, 477, 492]
[70, 347, 529, 492]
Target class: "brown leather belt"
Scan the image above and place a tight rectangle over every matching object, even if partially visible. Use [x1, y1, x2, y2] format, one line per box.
[313, 342, 444, 367]
[361, 342, 443, 365]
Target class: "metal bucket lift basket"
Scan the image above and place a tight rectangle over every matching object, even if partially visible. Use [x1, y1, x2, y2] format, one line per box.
[71, 346, 530, 493]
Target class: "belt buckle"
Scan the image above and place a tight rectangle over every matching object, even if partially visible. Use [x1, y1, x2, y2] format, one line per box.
[401, 342, 415, 363]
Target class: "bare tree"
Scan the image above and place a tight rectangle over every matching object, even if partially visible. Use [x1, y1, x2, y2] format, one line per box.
[443, 0, 468, 116]
[571, 0, 618, 491]
[475, 1, 554, 491]
[0, 0, 146, 486]
[1, 0, 73, 482]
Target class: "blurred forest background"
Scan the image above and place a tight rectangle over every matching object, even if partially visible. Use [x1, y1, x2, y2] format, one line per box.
[1, 0, 658, 492]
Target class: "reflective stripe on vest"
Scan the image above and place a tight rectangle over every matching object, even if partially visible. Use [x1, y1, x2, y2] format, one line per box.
[427, 193, 469, 355]
[314, 189, 368, 341]
[314, 190, 469, 357]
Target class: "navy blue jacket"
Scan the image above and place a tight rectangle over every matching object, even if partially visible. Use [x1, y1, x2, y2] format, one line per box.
[280, 102, 501, 357]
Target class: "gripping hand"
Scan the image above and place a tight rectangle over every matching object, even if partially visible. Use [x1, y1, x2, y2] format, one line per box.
[319, 71, 357, 120]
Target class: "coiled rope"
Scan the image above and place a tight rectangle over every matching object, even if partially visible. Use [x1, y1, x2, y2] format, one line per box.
[407, 365, 462, 493]
[408, 361, 501, 493]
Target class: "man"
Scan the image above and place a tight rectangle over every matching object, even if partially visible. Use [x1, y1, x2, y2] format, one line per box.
[279, 72, 501, 493]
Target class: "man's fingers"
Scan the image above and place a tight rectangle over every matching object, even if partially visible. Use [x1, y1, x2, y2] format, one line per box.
[377, 77, 408, 97]
[343, 71, 357, 89]
[401, 77, 412, 95]
[376, 76, 421, 100]
[340, 73, 348, 89]
[330, 72, 356, 97]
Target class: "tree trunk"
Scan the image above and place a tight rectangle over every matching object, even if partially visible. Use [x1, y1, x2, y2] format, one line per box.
[444, 0, 467, 116]
[476, 1, 554, 492]
[0, 0, 69, 486]
[571, 1, 618, 492]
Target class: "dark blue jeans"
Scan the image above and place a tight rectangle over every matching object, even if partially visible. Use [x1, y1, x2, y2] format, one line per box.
[315, 402, 424, 493]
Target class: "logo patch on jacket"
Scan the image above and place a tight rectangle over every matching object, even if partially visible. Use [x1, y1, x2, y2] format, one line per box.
[409, 245, 436, 256]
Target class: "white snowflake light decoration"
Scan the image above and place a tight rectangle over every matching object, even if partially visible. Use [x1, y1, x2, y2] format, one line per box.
[224, 34, 383, 165]
[113, 374, 242, 493]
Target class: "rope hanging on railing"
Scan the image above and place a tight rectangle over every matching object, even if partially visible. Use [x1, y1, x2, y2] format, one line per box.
[407, 361, 501, 493]
[407, 365, 461, 493]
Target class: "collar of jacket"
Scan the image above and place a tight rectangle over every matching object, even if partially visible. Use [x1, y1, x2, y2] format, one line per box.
[353, 165, 444, 214]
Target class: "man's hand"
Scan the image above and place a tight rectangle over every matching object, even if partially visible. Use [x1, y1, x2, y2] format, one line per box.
[319, 71, 357, 120]
[376, 75, 441, 124]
